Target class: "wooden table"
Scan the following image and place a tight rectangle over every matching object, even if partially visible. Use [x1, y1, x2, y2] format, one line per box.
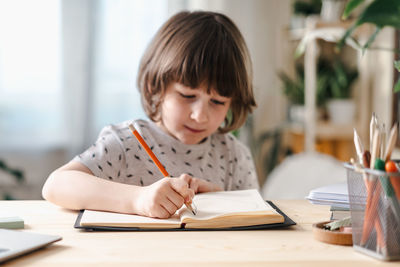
[0, 200, 396, 266]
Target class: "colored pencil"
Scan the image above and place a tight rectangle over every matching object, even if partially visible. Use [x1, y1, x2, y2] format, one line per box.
[128, 124, 196, 215]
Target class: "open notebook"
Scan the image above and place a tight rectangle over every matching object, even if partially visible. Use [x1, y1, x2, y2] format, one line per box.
[75, 189, 295, 231]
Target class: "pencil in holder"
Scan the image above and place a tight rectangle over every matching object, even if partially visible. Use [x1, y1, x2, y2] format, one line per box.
[345, 163, 400, 261]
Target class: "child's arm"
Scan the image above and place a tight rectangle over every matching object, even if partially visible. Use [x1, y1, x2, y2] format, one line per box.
[42, 161, 194, 219]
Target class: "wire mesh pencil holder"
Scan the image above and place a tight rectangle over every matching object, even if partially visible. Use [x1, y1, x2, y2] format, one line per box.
[345, 163, 400, 261]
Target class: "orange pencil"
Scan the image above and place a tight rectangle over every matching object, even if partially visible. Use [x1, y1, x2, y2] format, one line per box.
[361, 131, 385, 251]
[128, 124, 196, 215]
[384, 123, 400, 199]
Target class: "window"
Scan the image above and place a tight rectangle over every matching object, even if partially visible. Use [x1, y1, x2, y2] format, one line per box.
[0, 0, 61, 149]
[0, 0, 170, 150]
[92, 0, 168, 137]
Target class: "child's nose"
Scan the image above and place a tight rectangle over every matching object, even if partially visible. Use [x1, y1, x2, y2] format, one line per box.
[190, 101, 208, 123]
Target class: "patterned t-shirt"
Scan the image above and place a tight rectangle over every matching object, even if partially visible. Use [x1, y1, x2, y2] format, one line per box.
[73, 119, 259, 190]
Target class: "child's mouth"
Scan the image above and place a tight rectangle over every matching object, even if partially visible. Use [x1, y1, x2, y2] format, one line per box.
[184, 126, 205, 133]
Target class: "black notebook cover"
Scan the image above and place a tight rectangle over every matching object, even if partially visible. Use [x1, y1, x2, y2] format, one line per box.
[74, 201, 296, 231]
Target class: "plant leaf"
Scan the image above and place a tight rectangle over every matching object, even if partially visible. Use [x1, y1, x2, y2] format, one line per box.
[295, 38, 307, 59]
[395, 61, 400, 92]
[395, 77, 400, 93]
[9, 170, 24, 182]
[395, 60, 400, 72]
[278, 72, 305, 105]
[356, 0, 400, 28]
[337, 23, 359, 51]
[339, 0, 400, 51]
[342, 0, 365, 19]
[362, 27, 381, 52]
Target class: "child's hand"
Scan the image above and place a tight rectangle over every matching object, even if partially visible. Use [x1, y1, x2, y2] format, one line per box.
[188, 176, 222, 193]
[136, 175, 194, 219]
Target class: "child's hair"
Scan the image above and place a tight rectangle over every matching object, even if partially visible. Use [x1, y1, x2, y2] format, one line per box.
[137, 11, 256, 133]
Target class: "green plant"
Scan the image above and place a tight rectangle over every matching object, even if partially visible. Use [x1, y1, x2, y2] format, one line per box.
[279, 58, 358, 105]
[278, 65, 305, 105]
[279, 64, 328, 106]
[325, 60, 359, 99]
[0, 159, 24, 200]
[338, 0, 400, 91]
[293, 0, 322, 16]
[241, 114, 290, 183]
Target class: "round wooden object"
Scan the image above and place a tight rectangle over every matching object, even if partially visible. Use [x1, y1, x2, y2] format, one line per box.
[312, 221, 353, 246]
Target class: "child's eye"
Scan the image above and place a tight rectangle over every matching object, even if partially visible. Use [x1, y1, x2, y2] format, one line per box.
[211, 99, 226, 106]
[179, 93, 195, 99]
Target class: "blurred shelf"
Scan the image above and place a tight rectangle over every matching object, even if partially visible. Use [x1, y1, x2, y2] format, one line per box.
[287, 122, 355, 162]
[286, 19, 357, 41]
[288, 121, 354, 140]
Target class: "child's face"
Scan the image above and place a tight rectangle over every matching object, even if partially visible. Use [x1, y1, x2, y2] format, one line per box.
[157, 82, 231, 145]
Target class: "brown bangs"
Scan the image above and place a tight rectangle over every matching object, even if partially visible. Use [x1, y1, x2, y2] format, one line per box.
[137, 11, 256, 133]
[169, 17, 242, 99]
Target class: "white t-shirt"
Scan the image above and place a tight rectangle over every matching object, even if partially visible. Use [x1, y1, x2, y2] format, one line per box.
[73, 119, 259, 190]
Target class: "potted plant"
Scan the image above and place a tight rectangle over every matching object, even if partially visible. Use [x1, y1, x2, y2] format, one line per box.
[279, 64, 307, 123]
[279, 57, 358, 124]
[324, 59, 359, 124]
[279, 59, 339, 123]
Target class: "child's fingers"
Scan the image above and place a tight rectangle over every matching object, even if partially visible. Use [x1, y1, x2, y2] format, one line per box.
[159, 184, 189, 216]
[161, 197, 181, 216]
[191, 177, 223, 193]
[165, 188, 185, 210]
[189, 178, 199, 193]
[148, 202, 171, 219]
[179, 173, 192, 184]
[156, 207, 171, 219]
[170, 176, 194, 202]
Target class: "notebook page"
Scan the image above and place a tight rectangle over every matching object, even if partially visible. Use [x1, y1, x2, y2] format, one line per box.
[80, 210, 181, 227]
[180, 189, 277, 220]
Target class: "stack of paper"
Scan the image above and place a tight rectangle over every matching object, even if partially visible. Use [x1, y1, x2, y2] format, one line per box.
[306, 183, 349, 209]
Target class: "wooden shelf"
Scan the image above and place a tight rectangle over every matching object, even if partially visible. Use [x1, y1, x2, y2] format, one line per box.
[287, 20, 353, 40]
[286, 19, 366, 41]
[288, 121, 354, 140]
[287, 124, 355, 162]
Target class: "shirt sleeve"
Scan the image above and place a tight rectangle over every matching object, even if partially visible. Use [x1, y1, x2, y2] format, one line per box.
[73, 125, 126, 181]
[231, 141, 260, 190]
